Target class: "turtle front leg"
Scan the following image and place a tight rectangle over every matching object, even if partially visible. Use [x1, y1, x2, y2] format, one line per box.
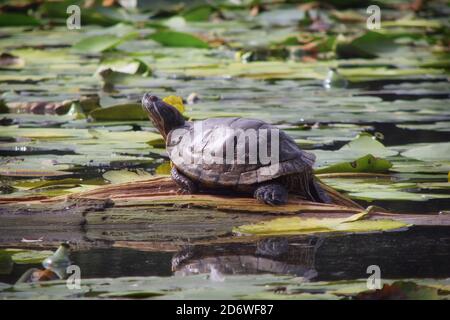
[254, 183, 288, 205]
[171, 167, 198, 194]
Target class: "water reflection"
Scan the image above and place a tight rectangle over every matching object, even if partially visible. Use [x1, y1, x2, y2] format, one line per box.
[173, 238, 321, 279]
[4, 226, 450, 285]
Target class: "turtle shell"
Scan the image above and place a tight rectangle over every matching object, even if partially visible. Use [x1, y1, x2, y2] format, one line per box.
[167, 117, 315, 188]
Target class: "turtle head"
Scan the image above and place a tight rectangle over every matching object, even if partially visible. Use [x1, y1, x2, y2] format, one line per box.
[142, 93, 185, 140]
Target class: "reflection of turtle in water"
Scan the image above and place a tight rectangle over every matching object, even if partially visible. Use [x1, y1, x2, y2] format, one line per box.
[171, 238, 322, 279]
[142, 94, 357, 206]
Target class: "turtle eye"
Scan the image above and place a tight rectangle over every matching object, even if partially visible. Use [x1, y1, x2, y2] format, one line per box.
[148, 95, 159, 102]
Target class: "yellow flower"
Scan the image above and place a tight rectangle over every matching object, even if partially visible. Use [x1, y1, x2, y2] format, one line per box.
[162, 95, 185, 113]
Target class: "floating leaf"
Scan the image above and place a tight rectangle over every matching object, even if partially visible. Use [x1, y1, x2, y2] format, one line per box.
[155, 162, 171, 175]
[148, 31, 209, 48]
[89, 104, 147, 121]
[234, 211, 409, 236]
[97, 57, 151, 75]
[1, 274, 448, 300]
[322, 176, 450, 202]
[402, 143, 450, 161]
[355, 281, 446, 300]
[183, 5, 214, 22]
[103, 169, 153, 184]
[315, 154, 392, 174]
[147, 137, 165, 148]
[73, 35, 124, 53]
[162, 95, 185, 113]
[339, 133, 398, 158]
[0, 13, 41, 27]
[7, 249, 53, 264]
[13, 178, 104, 190]
[336, 31, 399, 59]
[0, 169, 71, 178]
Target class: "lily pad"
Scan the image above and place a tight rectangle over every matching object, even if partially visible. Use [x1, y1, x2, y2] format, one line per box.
[148, 31, 210, 48]
[0, 249, 54, 265]
[0, 13, 41, 27]
[89, 104, 147, 121]
[315, 154, 392, 174]
[401, 143, 450, 162]
[336, 31, 400, 59]
[234, 209, 409, 236]
[103, 169, 153, 184]
[339, 133, 398, 158]
[73, 35, 125, 53]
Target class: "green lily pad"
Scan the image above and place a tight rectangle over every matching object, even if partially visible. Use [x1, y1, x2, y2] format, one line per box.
[89, 104, 147, 121]
[402, 143, 450, 162]
[0, 13, 41, 27]
[73, 35, 125, 53]
[336, 31, 400, 59]
[233, 209, 409, 237]
[148, 31, 210, 48]
[103, 169, 153, 184]
[0, 249, 54, 265]
[97, 57, 151, 75]
[315, 154, 393, 174]
[183, 5, 214, 22]
[339, 133, 398, 158]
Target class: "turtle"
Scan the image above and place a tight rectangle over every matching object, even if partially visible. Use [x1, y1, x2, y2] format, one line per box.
[142, 93, 356, 206]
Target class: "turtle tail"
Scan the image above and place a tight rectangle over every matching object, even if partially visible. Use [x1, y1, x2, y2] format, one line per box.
[311, 178, 363, 209]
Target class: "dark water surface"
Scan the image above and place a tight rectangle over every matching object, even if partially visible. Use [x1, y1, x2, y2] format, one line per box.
[1, 226, 449, 285]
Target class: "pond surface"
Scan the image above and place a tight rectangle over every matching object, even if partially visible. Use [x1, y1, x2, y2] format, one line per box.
[0, 0, 449, 299]
[2, 226, 450, 286]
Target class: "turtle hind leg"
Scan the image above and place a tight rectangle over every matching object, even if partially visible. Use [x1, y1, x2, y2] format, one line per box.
[313, 179, 363, 209]
[254, 183, 288, 205]
[309, 178, 332, 204]
[171, 167, 198, 194]
[283, 172, 331, 204]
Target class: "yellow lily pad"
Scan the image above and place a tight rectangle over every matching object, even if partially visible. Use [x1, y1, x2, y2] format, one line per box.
[233, 209, 410, 236]
[163, 95, 185, 113]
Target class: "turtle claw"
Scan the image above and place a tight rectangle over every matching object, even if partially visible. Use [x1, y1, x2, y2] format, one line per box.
[177, 188, 193, 195]
[254, 184, 288, 206]
[171, 167, 198, 194]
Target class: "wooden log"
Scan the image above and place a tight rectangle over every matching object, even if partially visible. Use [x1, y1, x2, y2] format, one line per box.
[0, 177, 449, 250]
